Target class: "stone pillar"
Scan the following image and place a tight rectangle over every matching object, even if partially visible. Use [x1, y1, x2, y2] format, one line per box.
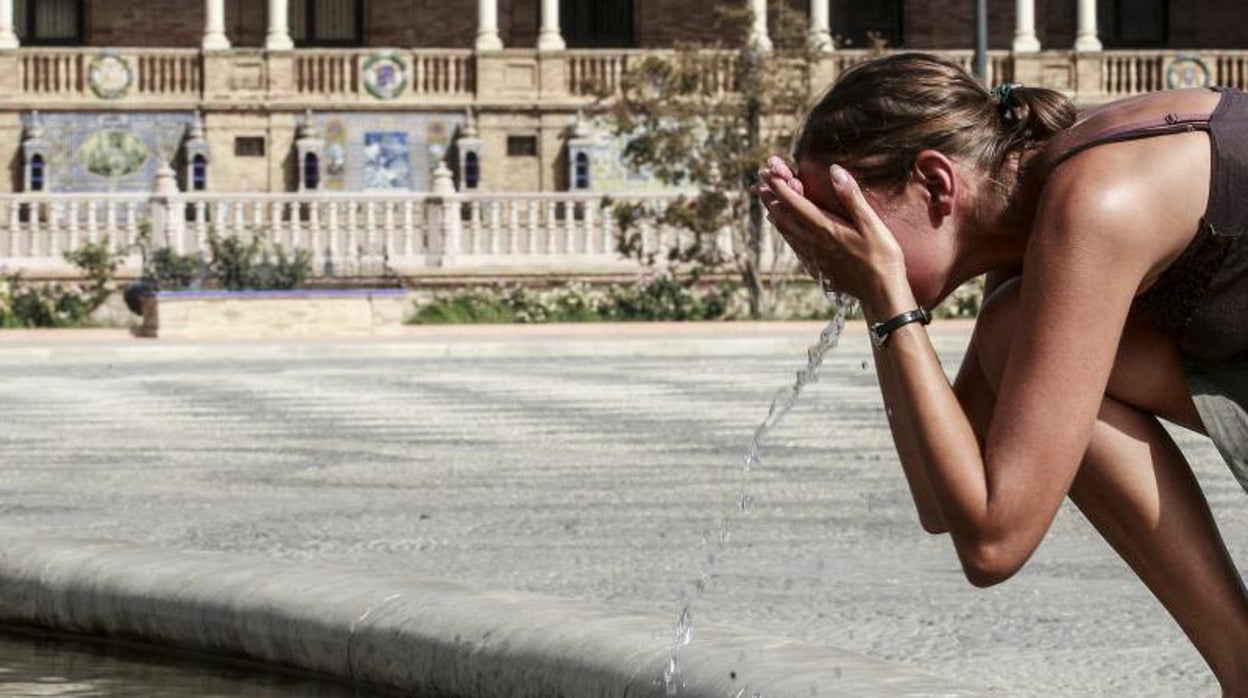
[749, 0, 772, 51]
[1074, 0, 1102, 52]
[266, 0, 294, 51]
[1012, 0, 1040, 52]
[204, 0, 231, 50]
[430, 163, 462, 266]
[476, 0, 503, 51]
[809, 0, 832, 51]
[0, 0, 18, 50]
[536, 0, 565, 51]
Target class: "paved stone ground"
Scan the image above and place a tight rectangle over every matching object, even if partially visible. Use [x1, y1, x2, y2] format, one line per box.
[0, 323, 1242, 697]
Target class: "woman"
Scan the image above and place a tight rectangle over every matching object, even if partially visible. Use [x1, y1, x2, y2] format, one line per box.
[756, 52, 1248, 691]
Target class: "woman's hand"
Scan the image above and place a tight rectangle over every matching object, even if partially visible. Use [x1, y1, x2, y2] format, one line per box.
[754, 156, 913, 317]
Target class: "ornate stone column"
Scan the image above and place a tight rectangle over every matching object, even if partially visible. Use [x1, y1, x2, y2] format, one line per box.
[748, 0, 772, 51]
[203, 0, 231, 50]
[809, 0, 833, 51]
[476, 0, 503, 50]
[266, 0, 294, 51]
[1074, 0, 1102, 51]
[537, 0, 565, 51]
[0, 0, 19, 50]
[1012, 0, 1040, 51]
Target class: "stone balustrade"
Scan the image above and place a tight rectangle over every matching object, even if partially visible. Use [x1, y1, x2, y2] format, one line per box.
[0, 191, 796, 279]
[2, 46, 1244, 111]
[14, 48, 202, 104]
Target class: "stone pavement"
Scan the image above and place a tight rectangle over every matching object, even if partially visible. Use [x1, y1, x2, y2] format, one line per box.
[0, 322, 1241, 696]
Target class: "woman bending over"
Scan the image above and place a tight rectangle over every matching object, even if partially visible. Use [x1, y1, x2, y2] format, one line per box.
[757, 53, 1248, 692]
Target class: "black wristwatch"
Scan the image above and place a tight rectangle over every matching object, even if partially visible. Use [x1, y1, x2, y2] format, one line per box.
[870, 307, 932, 349]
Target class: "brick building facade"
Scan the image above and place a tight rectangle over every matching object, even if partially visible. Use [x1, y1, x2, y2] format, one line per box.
[0, 0, 1244, 199]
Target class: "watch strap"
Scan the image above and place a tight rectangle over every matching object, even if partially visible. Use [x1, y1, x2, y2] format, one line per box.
[870, 307, 932, 348]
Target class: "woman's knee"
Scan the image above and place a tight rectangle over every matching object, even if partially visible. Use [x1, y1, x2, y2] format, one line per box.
[970, 276, 1023, 392]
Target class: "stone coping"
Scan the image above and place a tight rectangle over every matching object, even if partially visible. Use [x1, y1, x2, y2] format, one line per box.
[0, 538, 995, 698]
[155, 289, 409, 300]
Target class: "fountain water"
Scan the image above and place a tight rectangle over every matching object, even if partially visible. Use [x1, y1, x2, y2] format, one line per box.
[661, 292, 857, 695]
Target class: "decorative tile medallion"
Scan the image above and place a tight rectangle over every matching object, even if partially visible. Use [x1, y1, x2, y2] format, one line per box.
[361, 51, 407, 100]
[88, 52, 134, 100]
[1166, 55, 1211, 89]
[363, 132, 411, 189]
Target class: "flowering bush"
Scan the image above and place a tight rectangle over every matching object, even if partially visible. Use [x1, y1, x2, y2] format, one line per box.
[0, 239, 122, 328]
[409, 274, 734, 324]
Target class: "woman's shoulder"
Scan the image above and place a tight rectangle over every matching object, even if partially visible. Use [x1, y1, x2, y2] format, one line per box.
[1029, 92, 1218, 291]
[1040, 88, 1224, 172]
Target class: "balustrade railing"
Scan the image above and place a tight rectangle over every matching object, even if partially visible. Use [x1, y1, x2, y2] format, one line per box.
[18, 48, 201, 100]
[0, 191, 802, 277]
[1098, 50, 1248, 96]
[294, 49, 474, 99]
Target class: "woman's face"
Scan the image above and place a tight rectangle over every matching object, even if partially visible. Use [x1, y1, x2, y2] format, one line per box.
[794, 158, 952, 306]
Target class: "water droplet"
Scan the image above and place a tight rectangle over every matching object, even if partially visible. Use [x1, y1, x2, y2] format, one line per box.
[737, 494, 754, 514]
[675, 606, 692, 646]
[663, 657, 680, 696]
[743, 452, 760, 471]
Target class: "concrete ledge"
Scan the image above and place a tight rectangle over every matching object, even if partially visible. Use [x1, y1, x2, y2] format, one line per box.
[0, 538, 994, 697]
[151, 289, 411, 339]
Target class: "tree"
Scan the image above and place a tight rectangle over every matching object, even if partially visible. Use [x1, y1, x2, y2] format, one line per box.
[596, 4, 823, 318]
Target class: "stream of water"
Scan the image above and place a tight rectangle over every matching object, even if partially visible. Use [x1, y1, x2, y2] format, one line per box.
[661, 293, 856, 695]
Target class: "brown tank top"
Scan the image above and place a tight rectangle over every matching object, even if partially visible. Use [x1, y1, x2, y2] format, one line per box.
[1049, 87, 1248, 362]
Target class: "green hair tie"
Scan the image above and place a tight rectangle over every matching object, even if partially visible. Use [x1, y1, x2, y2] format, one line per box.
[990, 82, 1024, 125]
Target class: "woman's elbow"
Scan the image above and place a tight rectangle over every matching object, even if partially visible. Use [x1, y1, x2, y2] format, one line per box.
[919, 515, 949, 535]
[958, 541, 1027, 588]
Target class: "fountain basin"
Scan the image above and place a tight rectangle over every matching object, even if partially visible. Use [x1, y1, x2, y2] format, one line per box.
[0, 538, 993, 697]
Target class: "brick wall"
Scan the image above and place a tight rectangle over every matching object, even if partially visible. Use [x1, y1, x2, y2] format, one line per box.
[74, 0, 1248, 51]
[86, 0, 202, 47]
[369, 0, 477, 48]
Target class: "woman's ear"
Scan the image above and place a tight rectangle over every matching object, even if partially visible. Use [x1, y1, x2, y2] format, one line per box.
[913, 150, 957, 219]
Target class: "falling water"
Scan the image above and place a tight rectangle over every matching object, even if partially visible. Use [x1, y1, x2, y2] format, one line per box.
[661, 292, 856, 696]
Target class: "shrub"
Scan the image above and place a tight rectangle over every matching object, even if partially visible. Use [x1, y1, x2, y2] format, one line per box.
[0, 238, 125, 328]
[408, 274, 734, 325]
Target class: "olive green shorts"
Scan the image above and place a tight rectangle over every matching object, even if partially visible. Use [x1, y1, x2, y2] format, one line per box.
[1186, 359, 1248, 494]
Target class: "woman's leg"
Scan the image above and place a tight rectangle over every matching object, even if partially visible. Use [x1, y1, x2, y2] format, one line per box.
[1071, 395, 1248, 692]
[966, 280, 1248, 691]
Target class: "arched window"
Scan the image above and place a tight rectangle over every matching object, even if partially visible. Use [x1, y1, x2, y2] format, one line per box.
[303, 153, 320, 190]
[464, 152, 480, 190]
[573, 152, 590, 190]
[29, 154, 44, 192]
[191, 155, 208, 191]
